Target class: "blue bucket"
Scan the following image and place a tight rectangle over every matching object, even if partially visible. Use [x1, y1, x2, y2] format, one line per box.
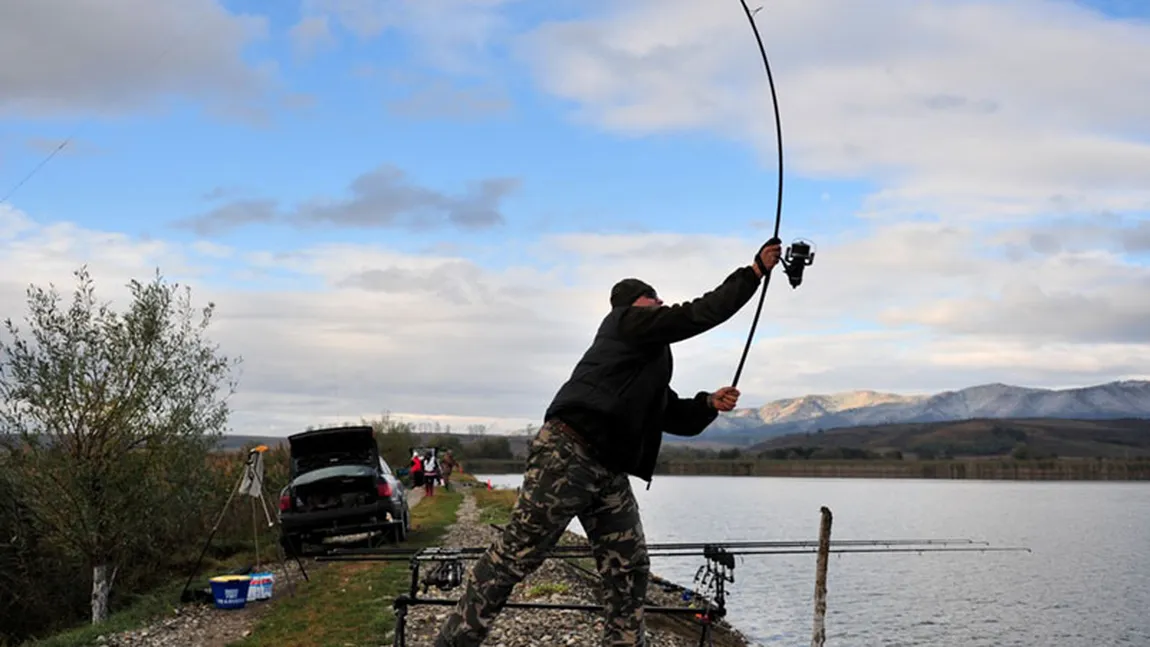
[209, 575, 252, 610]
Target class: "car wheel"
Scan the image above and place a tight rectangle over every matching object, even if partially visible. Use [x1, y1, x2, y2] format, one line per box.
[396, 509, 409, 543]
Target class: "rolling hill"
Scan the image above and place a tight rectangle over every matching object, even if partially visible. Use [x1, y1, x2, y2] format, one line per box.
[747, 417, 1150, 459]
[696, 379, 1150, 446]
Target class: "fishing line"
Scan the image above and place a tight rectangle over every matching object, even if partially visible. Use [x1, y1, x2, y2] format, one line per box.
[730, 1, 816, 389]
[0, 25, 189, 208]
[0, 131, 79, 206]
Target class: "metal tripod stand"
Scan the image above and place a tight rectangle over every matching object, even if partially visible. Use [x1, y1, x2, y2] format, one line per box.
[179, 446, 309, 603]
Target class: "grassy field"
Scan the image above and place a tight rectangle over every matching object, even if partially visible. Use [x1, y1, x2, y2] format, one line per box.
[473, 487, 517, 527]
[230, 489, 463, 647]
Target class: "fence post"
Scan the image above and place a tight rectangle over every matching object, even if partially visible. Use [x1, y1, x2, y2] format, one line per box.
[811, 506, 833, 647]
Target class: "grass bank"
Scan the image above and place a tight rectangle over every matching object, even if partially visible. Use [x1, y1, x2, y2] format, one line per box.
[230, 489, 463, 647]
[19, 542, 270, 647]
[474, 487, 516, 526]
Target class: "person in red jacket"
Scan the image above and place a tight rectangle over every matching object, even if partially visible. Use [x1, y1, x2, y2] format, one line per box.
[410, 451, 424, 489]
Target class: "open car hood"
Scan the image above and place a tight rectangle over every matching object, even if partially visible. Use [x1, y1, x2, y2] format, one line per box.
[288, 425, 377, 475]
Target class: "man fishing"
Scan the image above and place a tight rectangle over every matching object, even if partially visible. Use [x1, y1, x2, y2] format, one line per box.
[435, 239, 783, 647]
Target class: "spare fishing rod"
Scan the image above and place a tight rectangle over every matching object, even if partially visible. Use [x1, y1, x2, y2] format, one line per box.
[731, 0, 817, 388]
[318, 536, 991, 557]
[318, 545, 1030, 563]
[315, 537, 1030, 562]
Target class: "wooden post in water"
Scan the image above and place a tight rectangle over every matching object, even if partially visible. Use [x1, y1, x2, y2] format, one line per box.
[810, 506, 833, 647]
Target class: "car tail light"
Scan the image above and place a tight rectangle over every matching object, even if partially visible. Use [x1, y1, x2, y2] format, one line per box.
[377, 482, 392, 498]
[279, 494, 291, 511]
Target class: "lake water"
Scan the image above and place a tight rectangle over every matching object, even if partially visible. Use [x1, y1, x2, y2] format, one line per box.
[474, 474, 1150, 647]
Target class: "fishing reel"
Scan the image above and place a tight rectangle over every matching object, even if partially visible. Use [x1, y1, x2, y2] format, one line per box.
[691, 546, 736, 598]
[760, 237, 817, 289]
[780, 237, 816, 289]
[421, 558, 465, 592]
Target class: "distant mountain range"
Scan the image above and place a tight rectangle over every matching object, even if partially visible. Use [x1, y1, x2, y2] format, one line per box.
[695, 380, 1150, 446]
[746, 417, 1150, 459]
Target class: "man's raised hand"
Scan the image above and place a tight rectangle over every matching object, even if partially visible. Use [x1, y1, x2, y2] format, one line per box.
[752, 240, 782, 278]
[709, 386, 740, 412]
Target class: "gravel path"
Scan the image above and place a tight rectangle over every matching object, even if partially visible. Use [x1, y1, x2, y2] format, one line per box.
[396, 487, 751, 647]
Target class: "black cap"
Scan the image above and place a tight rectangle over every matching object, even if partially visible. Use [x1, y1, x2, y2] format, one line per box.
[610, 278, 656, 308]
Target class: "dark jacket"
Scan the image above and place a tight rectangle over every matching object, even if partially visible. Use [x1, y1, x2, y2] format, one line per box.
[544, 265, 763, 481]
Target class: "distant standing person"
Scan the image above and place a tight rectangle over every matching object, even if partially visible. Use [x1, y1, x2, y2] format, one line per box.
[440, 450, 458, 490]
[411, 451, 424, 489]
[423, 451, 438, 497]
[434, 239, 781, 647]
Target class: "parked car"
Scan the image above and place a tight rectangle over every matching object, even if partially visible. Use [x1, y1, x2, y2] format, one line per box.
[278, 425, 409, 557]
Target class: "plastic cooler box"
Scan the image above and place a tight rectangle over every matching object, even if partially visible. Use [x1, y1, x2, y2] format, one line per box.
[247, 572, 275, 601]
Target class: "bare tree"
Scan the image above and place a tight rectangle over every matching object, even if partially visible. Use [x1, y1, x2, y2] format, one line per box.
[0, 267, 239, 625]
[466, 424, 487, 437]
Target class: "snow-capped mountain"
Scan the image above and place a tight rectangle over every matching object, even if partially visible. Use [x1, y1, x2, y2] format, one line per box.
[703, 380, 1150, 443]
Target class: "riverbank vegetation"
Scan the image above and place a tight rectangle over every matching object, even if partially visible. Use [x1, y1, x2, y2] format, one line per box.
[462, 416, 1150, 480]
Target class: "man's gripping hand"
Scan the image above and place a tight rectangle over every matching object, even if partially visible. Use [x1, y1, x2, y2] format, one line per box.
[708, 386, 740, 412]
[752, 239, 782, 278]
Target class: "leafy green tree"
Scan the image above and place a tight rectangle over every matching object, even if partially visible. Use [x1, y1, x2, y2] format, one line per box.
[466, 435, 513, 460]
[0, 267, 240, 625]
[369, 414, 418, 469]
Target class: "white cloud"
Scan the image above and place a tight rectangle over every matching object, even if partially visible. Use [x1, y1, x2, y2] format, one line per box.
[191, 240, 234, 259]
[289, 15, 337, 58]
[2, 200, 1148, 437]
[0, 0, 274, 118]
[385, 80, 512, 120]
[303, 0, 520, 75]
[513, 0, 1150, 220]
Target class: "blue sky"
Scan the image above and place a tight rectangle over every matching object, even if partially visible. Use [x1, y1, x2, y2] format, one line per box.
[2, 0, 1149, 435]
[2, 1, 871, 249]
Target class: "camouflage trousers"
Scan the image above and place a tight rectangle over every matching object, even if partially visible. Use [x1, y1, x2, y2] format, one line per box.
[434, 419, 650, 647]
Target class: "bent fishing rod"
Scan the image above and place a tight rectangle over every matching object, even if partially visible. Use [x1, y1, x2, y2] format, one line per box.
[731, 0, 817, 388]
